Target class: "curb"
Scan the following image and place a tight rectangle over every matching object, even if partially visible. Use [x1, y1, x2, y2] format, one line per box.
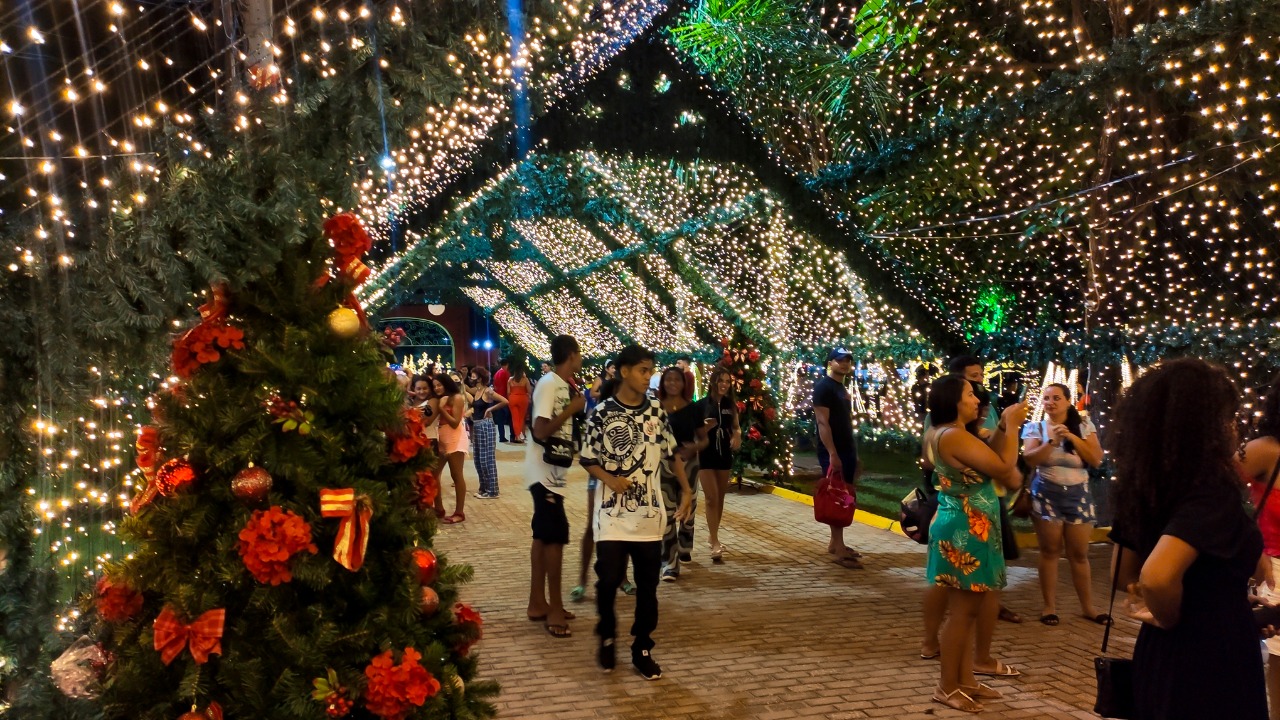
[740, 479, 1112, 548]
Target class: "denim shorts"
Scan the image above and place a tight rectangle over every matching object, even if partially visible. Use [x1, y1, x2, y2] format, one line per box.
[1030, 475, 1096, 525]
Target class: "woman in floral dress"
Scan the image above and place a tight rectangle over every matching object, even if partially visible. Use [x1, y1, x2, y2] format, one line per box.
[923, 375, 1026, 713]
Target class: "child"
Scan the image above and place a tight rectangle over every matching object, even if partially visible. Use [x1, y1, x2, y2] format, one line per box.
[580, 344, 692, 680]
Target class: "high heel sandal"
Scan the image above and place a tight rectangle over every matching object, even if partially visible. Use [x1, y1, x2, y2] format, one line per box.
[932, 686, 983, 713]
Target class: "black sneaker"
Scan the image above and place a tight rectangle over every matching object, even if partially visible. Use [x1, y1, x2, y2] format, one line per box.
[632, 650, 662, 680]
[597, 637, 615, 673]
[678, 552, 692, 563]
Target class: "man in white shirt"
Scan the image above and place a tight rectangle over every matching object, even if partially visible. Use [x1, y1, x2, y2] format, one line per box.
[581, 344, 692, 680]
[525, 335, 586, 639]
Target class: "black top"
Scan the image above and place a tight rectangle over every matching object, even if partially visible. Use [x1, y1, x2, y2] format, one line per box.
[667, 401, 704, 446]
[1109, 479, 1266, 720]
[813, 375, 856, 455]
[472, 392, 501, 421]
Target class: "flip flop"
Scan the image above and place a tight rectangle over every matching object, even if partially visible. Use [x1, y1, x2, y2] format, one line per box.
[1039, 614, 1060, 626]
[621, 581, 636, 596]
[998, 606, 1024, 623]
[527, 611, 576, 622]
[569, 585, 586, 602]
[920, 650, 940, 660]
[833, 556, 864, 570]
[545, 623, 572, 638]
[974, 661, 1021, 678]
[1087, 613, 1111, 625]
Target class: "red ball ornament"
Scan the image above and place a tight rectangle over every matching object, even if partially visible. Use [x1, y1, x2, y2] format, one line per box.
[411, 548, 438, 585]
[155, 458, 197, 497]
[177, 702, 222, 720]
[231, 465, 273, 503]
[418, 586, 440, 616]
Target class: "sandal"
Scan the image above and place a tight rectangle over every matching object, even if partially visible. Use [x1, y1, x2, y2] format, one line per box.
[961, 683, 1003, 700]
[545, 623, 572, 638]
[973, 661, 1021, 678]
[710, 544, 725, 564]
[998, 606, 1023, 624]
[527, 611, 576, 622]
[1087, 613, 1111, 625]
[833, 556, 864, 570]
[919, 650, 940, 660]
[442, 513, 465, 524]
[621, 581, 636, 596]
[569, 585, 586, 603]
[932, 686, 982, 713]
[1039, 613, 1060, 626]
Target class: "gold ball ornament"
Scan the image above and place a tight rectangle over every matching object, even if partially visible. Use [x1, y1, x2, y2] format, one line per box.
[327, 307, 361, 338]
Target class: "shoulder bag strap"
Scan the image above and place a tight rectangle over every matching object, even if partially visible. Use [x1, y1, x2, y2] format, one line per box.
[1101, 546, 1123, 655]
[1255, 457, 1280, 521]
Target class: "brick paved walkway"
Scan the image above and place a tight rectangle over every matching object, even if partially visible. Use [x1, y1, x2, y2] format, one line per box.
[432, 445, 1133, 719]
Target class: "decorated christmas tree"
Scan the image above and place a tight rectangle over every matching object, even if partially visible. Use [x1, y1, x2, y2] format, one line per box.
[87, 215, 495, 719]
[715, 331, 788, 483]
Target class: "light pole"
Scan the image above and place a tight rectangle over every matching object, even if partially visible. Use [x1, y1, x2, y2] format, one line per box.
[471, 340, 480, 368]
[483, 339, 493, 370]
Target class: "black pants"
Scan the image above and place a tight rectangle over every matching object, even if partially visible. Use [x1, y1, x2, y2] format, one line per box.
[595, 540, 661, 653]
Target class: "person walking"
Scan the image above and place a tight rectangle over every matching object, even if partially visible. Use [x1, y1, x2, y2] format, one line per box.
[434, 373, 469, 524]
[699, 366, 740, 564]
[1109, 357, 1267, 720]
[581, 344, 692, 680]
[924, 375, 1026, 713]
[508, 365, 532, 444]
[470, 367, 507, 500]
[526, 335, 586, 639]
[813, 348, 862, 568]
[1021, 383, 1106, 626]
[657, 366, 712, 581]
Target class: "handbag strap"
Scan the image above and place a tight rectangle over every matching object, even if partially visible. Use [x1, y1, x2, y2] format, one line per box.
[1101, 546, 1123, 655]
[1254, 457, 1280, 521]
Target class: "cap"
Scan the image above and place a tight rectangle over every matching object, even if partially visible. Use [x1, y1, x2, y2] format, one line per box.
[826, 347, 853, 363]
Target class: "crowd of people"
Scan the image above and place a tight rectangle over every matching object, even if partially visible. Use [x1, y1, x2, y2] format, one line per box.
[395, 337, 1280, 718]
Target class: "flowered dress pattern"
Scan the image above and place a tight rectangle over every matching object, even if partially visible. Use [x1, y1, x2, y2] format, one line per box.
[925, 428, 1006, 591]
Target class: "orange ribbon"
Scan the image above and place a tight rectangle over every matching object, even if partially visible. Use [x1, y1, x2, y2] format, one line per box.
[320, 488, 372, 572]
[153, 606, 225, 665]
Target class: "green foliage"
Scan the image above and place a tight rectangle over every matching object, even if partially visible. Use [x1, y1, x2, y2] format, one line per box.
[669, 0, 895, 169]
[96, 229, 496, 719]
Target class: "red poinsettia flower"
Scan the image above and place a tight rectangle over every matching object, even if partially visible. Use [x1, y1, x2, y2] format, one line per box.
[747, 349, 760, 362]
[363, 647, 440, 720]
[413, 469, 439, 509]
[763, 407, 777, 422]
[388, 408, 430, 463]
[324, 213, 373, 263]
[237, 506, 318, 585]
[747, 426, 763, 442]
[735, 401, 747, 413]
[95, 577, 143, 622]
[453, 603, 484, 656]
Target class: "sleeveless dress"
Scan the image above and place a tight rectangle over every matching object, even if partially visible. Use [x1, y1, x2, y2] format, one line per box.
[437, 394, 468, 456]
[925, 427, 1006, 591]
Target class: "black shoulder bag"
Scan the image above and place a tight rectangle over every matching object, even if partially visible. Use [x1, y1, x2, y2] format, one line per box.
[1094, 548, 1135, 718]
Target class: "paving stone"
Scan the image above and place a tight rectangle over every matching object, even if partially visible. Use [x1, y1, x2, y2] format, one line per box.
[432, 446, 1128, 718]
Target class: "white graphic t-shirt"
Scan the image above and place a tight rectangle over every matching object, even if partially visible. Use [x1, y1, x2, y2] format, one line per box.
[580, 395, 677, 542]
[524, 372, 577, 495]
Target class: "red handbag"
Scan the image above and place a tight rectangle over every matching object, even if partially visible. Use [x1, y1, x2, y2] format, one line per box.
[814, 466, 856, 528]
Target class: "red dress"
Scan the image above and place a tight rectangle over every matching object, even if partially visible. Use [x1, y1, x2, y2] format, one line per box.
[508, 379, 531, 440]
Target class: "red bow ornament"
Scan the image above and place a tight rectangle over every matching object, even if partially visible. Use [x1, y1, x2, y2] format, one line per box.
[153, 606, 225, 665]
[320, 488, 373, 572]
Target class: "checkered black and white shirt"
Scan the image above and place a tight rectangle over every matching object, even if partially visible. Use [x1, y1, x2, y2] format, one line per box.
[580, 395, 677, 542]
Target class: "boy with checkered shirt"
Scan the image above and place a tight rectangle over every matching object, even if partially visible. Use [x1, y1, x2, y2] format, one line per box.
[580, 344, 693, 680]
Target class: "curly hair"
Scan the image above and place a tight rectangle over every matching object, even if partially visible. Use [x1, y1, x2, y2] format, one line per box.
[1109, 357, 1240, 553]
[1256, 374, 1280, 440]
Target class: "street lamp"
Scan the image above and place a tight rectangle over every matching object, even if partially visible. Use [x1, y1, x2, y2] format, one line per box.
[471, 340, 480, 367]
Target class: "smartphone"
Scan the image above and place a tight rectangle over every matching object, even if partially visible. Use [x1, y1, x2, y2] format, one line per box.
[1018, 382, 1031, 403]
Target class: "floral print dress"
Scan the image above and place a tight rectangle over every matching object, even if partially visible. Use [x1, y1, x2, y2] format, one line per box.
[925, 427, 1006, 592]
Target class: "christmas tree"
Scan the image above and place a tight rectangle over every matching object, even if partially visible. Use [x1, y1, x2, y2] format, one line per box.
[90, 214, 495, 719]
[715, 331, 788, 483]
